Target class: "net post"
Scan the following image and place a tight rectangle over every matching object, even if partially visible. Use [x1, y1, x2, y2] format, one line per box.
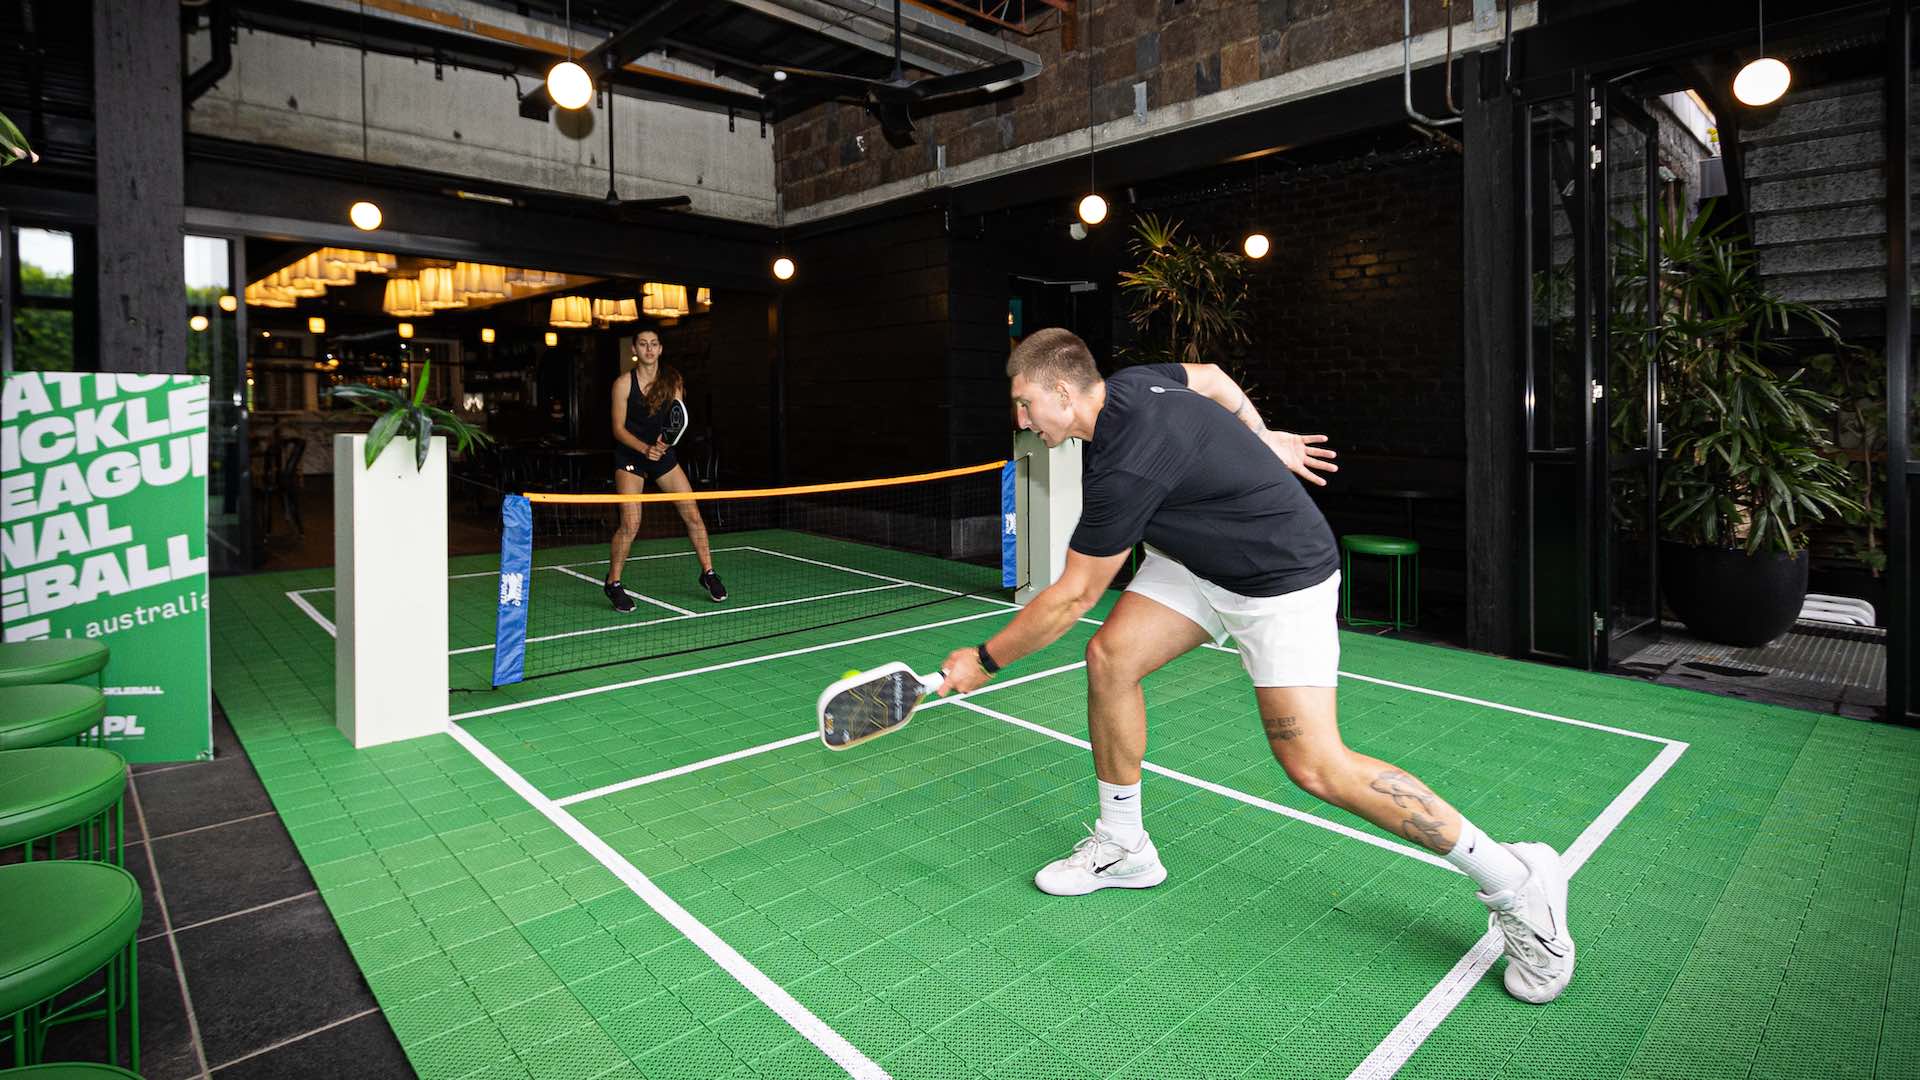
[491, 495, 532, 687]
[1013, 430, 1082, 605]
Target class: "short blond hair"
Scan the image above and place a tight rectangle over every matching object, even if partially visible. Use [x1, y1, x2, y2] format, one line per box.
[1007, 327, 1101, 390]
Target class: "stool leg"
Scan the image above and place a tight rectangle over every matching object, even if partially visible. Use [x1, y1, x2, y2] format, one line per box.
[106, 946, 118, 1068]
[128, 937, 141, 1072]
[1341, 548, 1353, 624]
[1411, 552, 1420, 628]
[1391, 554, 1403, 630]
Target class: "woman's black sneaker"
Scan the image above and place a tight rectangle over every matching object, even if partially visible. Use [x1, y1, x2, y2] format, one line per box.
[699, 569, 728, 602]
[604, 580, 636, 613]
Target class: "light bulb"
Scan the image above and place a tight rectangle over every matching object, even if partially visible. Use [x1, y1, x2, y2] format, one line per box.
[189, 314, 210, 332]
[218, 294, 237, 312]
[480, 327, 496, 344]
[1733, 57, 1790, 107]
[547, 61, 594, 110]
[544, 331, 559, 346]
[307, 316, 327, 334]
[1078, 193, 1107, 225]
[772, 256, 796, 281]
[1243, 232, 1270, 259]
[397, 321, 414, 339]
[349, 200, 383, 231]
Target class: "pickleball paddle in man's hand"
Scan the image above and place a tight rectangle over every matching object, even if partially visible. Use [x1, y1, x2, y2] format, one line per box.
[818, 663, 945, 750]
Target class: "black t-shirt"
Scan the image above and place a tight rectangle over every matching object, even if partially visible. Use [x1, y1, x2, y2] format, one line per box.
[1068, 364, 1340, 597]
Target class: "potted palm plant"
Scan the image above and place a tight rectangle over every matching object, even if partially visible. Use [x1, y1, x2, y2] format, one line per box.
[1644, 203, 1861, 646]
[1115, 214, 1252, 368]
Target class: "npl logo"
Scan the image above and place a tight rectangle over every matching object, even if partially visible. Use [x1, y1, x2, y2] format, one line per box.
[94, 715, 148, 738]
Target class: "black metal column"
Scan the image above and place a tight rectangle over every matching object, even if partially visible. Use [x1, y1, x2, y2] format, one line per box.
[1887, 0, 1914, 723]
[1462, 52, 1526, 656]
[93, 0, 185, 373]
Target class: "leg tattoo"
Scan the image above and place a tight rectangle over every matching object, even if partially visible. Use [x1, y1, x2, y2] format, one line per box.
[1371, 770, 1450, 851]
[1370, 770, 1438, 812]
[1262, 714, 1301, 742]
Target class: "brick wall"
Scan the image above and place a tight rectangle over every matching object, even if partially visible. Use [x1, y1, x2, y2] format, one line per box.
[774, 0, 1473, 211]
[1167, 150, 1466, 458]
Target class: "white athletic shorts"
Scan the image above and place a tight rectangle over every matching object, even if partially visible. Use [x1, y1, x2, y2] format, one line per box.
[1124, 548, 1341, 688]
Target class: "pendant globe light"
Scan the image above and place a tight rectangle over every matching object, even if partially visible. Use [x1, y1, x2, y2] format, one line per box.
[547, 0, 594, 110]
[349, 1, 382, 231]
[1733, 0, 1791, 107]
[1076, 0, 1104, 227]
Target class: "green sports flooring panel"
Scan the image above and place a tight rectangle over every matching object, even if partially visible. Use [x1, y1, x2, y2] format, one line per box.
[212, 545, 1920, 1080]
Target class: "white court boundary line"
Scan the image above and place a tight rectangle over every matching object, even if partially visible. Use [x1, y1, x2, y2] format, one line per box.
[444, 723, 889, 1080]
[448, 583, 911, 657]
[283, 548, 1691, 1079]
[550, 563, 693, 617]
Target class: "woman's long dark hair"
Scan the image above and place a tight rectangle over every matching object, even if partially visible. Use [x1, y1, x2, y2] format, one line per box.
[630, 333, 682, 414]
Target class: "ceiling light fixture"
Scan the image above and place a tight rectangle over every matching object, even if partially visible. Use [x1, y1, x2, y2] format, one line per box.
[1076, 0, 1104, 227]
[349, 1, 382, 231]
[1733, 0, 1791, 106]
[547, 0, 594, 110]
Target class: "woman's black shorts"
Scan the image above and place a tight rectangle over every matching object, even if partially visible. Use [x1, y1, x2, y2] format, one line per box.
[615, 444, 680, 481]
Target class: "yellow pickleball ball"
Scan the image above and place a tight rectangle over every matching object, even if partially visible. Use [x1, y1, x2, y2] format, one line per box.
[841, 669, 862, 680]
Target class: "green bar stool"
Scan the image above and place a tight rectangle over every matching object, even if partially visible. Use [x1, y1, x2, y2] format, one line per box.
[0, 643, 109, 690]
[0, 863, 141, 1071]
[0, 688, 108, 751]
[0, 1064, 143, 1079]
[0, 750, 129, 867]
[1340, 534, 1420, 630]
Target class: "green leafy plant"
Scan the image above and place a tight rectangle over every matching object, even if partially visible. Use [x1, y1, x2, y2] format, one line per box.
[1115, 214, 1252, 368]
[0, 110, 36, 166]
[1647, 201, 1861, 555]
[328, 355, 491, 471]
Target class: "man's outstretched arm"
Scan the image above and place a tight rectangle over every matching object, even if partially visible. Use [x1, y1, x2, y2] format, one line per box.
[939, 548, 1129, 694]
[1180, 362, 1339, 486]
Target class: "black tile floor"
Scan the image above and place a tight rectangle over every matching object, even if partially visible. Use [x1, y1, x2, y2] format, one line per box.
[38, 702, 414, 1079]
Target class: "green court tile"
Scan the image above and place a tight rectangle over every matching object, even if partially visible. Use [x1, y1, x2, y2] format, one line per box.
[211, 559, 1920, 1080]
[518, 1023, 633, 1080]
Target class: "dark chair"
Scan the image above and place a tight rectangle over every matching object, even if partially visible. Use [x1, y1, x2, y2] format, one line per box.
[256, 437, 305, 538]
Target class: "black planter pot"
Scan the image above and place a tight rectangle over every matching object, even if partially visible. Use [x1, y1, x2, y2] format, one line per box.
[1660, 542, 1809, 647]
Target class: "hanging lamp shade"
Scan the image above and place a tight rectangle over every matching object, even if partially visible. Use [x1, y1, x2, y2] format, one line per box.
[593, 298, 639, 324]
[245, 282, 296, 308]
[549, 295, 592, 328]
[381, 277, 431, 317]
[456, 261, 506, 300]
[694, 288, 711, 311]
[272, 266, 326, 298]
[418, 266, 465, 309]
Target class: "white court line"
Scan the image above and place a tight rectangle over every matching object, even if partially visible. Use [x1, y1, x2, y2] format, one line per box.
[551, 563, 695, 617]
[289, 545, 761, 593]
[553, 659, 1094, 807]
[445, 723, 889, 1080]
[1346, 739, 1688, 1080]
[447, 607, 1008, 721]
[948, 697, 1458, 874]
[285, 590, 335, 636]
[448, 583, 910, 656]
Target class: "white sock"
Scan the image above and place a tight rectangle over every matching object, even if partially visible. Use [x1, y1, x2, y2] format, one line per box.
[1096, 780, 1144, 847]
[1446, 818, 1529, 896]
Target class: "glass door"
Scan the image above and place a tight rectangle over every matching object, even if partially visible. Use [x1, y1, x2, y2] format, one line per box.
[1598, 90, 1662, 665]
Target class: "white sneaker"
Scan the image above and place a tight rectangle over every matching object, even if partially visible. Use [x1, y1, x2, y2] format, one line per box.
[1479, 842, 1576, 1003]
[1033, 825, 1167, 896]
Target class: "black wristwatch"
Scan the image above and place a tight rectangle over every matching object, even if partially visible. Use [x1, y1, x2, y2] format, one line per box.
[976, 643, 1001, 674]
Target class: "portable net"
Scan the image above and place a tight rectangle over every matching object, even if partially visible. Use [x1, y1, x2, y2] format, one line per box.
[487, 461, 1015, 686]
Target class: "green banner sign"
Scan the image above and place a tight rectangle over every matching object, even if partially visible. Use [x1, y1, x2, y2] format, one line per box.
[2, 373, 213, 763]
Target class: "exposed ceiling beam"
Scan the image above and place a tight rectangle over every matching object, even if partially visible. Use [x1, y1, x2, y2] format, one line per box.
[235, 0, 766, 115]
[517, 0, 716, 118]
